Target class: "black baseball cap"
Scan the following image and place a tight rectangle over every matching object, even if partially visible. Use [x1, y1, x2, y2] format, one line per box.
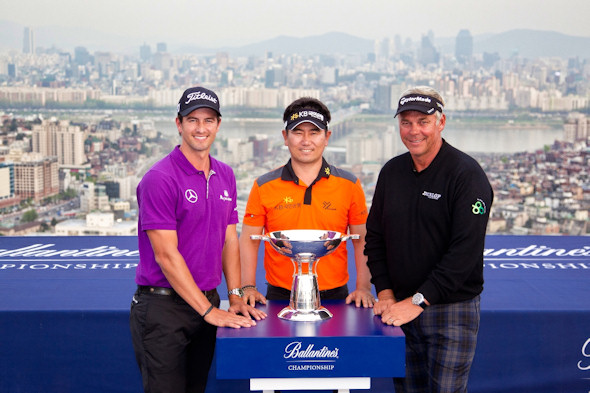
[284, 108, 329, 130]
[394, 93, 444, 117]
[177, 87, 221, 117]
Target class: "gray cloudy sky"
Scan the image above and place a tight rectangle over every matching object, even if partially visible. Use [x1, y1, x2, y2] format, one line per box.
[2, 0, 590, 47]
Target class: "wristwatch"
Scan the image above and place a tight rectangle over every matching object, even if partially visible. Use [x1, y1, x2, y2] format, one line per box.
[227, 288, 244, 297]
[411, 292, 428, 309]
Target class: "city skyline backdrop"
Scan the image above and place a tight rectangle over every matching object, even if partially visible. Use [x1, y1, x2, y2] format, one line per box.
[1, 0, 590, 52]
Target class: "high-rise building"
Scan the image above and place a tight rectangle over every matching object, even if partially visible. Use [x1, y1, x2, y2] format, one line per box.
[374, 83, 392, 112]
[152, 52, 172, 71]
[74, 46, 92, 65]
[94, 52, 113, 77]
[32, 120, 86, 166]
[250, 135, 269, 163]
[156, 42, 167, 53]
[345, 127, 400, 166]
[320, 67, 337, 85]
[7, 152, 59, 202]
[80, 182, 110, 212]
[374, 37, 397, 60]
[564, 113, 590, 142]
[216, 52, 229, 69]
[374, 83, 405, 113]
[101, 181, 120, 199]
[265, 66, 285, 88]
[455, 29, 473, 64]
[23, 27, 35, 54]
[0, 161, 19, 208]
[419, 34, 439, 65]
[7, 63, 17, 78]
[139, 43, 151, 62]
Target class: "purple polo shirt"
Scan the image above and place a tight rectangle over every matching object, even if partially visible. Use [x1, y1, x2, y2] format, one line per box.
[135, 146, 239, 290]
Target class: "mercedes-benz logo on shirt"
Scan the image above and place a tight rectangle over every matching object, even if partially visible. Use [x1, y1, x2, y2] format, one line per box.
[185, 189, 198, 203]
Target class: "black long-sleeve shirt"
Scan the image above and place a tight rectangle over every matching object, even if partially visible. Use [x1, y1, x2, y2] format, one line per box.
[365, 140, 494, 305]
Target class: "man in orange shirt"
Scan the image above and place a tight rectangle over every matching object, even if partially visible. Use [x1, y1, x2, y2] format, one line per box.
[239, 97, 374, 307]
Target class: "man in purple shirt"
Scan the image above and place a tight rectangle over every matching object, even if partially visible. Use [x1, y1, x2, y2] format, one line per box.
[130, 86, 266, 393]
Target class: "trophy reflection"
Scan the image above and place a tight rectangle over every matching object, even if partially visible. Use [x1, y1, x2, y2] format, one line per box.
[251, 229, 359, 322]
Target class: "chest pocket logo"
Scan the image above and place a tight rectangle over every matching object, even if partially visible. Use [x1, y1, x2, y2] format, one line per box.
[185, 189, 198, 204]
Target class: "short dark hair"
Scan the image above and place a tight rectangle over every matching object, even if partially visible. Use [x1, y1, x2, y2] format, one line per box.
[283, 97, 331, 126]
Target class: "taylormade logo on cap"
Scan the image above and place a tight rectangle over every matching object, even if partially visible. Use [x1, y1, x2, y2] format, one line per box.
[400, 96, 432, 105]
[395, 93, 444, 117]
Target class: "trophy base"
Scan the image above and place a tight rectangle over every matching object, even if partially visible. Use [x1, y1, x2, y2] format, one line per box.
[278, 306, 333, 321]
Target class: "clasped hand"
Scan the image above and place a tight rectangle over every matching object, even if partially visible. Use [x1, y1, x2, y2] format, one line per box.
[374, 297, 423, 326]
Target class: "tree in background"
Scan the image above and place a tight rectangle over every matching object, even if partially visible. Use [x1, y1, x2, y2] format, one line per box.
[21, 209, 38, 223]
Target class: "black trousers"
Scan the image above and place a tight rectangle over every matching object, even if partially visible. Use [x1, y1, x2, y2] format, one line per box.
[266, 283, 349, 300]
[129, 287, 220, 393]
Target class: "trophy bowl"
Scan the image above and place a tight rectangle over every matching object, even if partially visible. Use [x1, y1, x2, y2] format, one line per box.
[251, 229, 359, 322]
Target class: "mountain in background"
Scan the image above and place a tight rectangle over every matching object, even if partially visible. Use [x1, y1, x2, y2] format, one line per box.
[196, 32, 373, 57]
[474, 29, 590, 58]
[1, 19, 590, 59]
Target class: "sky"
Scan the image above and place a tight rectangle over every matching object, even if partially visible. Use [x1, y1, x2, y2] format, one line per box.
[2, 0, 590, 48]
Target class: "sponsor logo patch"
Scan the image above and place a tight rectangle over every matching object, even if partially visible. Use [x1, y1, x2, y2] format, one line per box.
[185, 189, 198, 203]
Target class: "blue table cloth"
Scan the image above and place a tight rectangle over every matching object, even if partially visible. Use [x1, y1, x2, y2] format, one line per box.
[1, 235, 589, 392]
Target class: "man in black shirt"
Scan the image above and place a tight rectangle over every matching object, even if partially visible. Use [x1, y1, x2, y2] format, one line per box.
[365, 86, 493, 393]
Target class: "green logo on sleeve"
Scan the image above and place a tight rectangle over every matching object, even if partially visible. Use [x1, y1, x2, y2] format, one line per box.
[471, 199, 486, 215]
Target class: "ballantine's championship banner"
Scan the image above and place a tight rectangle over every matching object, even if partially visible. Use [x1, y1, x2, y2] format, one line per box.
[1, 235, 588, 273]
[1, 235, 589, 392]
[483, 235, 590, 270]
[0, 236, 139, 275]
[478, 235, 590, 393]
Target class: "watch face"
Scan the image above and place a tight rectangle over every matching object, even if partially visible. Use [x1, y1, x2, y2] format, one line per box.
[412, 293, 424, 305]
[228, 288, 243, 297]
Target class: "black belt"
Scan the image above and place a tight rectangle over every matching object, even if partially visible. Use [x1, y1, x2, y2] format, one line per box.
[138, 285, 216, 298]
[319, 284, 348, 297]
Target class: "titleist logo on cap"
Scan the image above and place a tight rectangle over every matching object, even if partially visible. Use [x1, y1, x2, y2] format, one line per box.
[185, 91, 217, 105]
[178, 86, 221, 116]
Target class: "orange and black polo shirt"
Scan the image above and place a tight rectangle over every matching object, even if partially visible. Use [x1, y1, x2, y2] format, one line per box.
[243, 158, 368, 291]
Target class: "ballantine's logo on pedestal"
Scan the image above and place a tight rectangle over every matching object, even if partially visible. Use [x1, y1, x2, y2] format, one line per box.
[284, 341, 339, 359]
[284, 341, 339, 371]
[578, 338, 590, 372]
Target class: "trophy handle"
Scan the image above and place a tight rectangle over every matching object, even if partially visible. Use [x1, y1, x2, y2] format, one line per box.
[251, 234, 359, 241]
[252, 234, 359, 239]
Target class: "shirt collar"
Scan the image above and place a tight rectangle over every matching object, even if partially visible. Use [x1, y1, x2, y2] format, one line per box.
[281, 157, 331, 185]
[171, 145, 216, 176]
[410, 139, 448, 174]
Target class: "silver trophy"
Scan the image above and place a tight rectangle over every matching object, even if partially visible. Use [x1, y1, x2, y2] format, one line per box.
[251, 229, 359, 321]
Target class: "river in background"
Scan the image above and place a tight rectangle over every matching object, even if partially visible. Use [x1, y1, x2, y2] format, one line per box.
[11, 107, 562, 155]
[437, 125, 562, 153]
[156, 117, 564, 154]
[18, 108, 563, 155]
